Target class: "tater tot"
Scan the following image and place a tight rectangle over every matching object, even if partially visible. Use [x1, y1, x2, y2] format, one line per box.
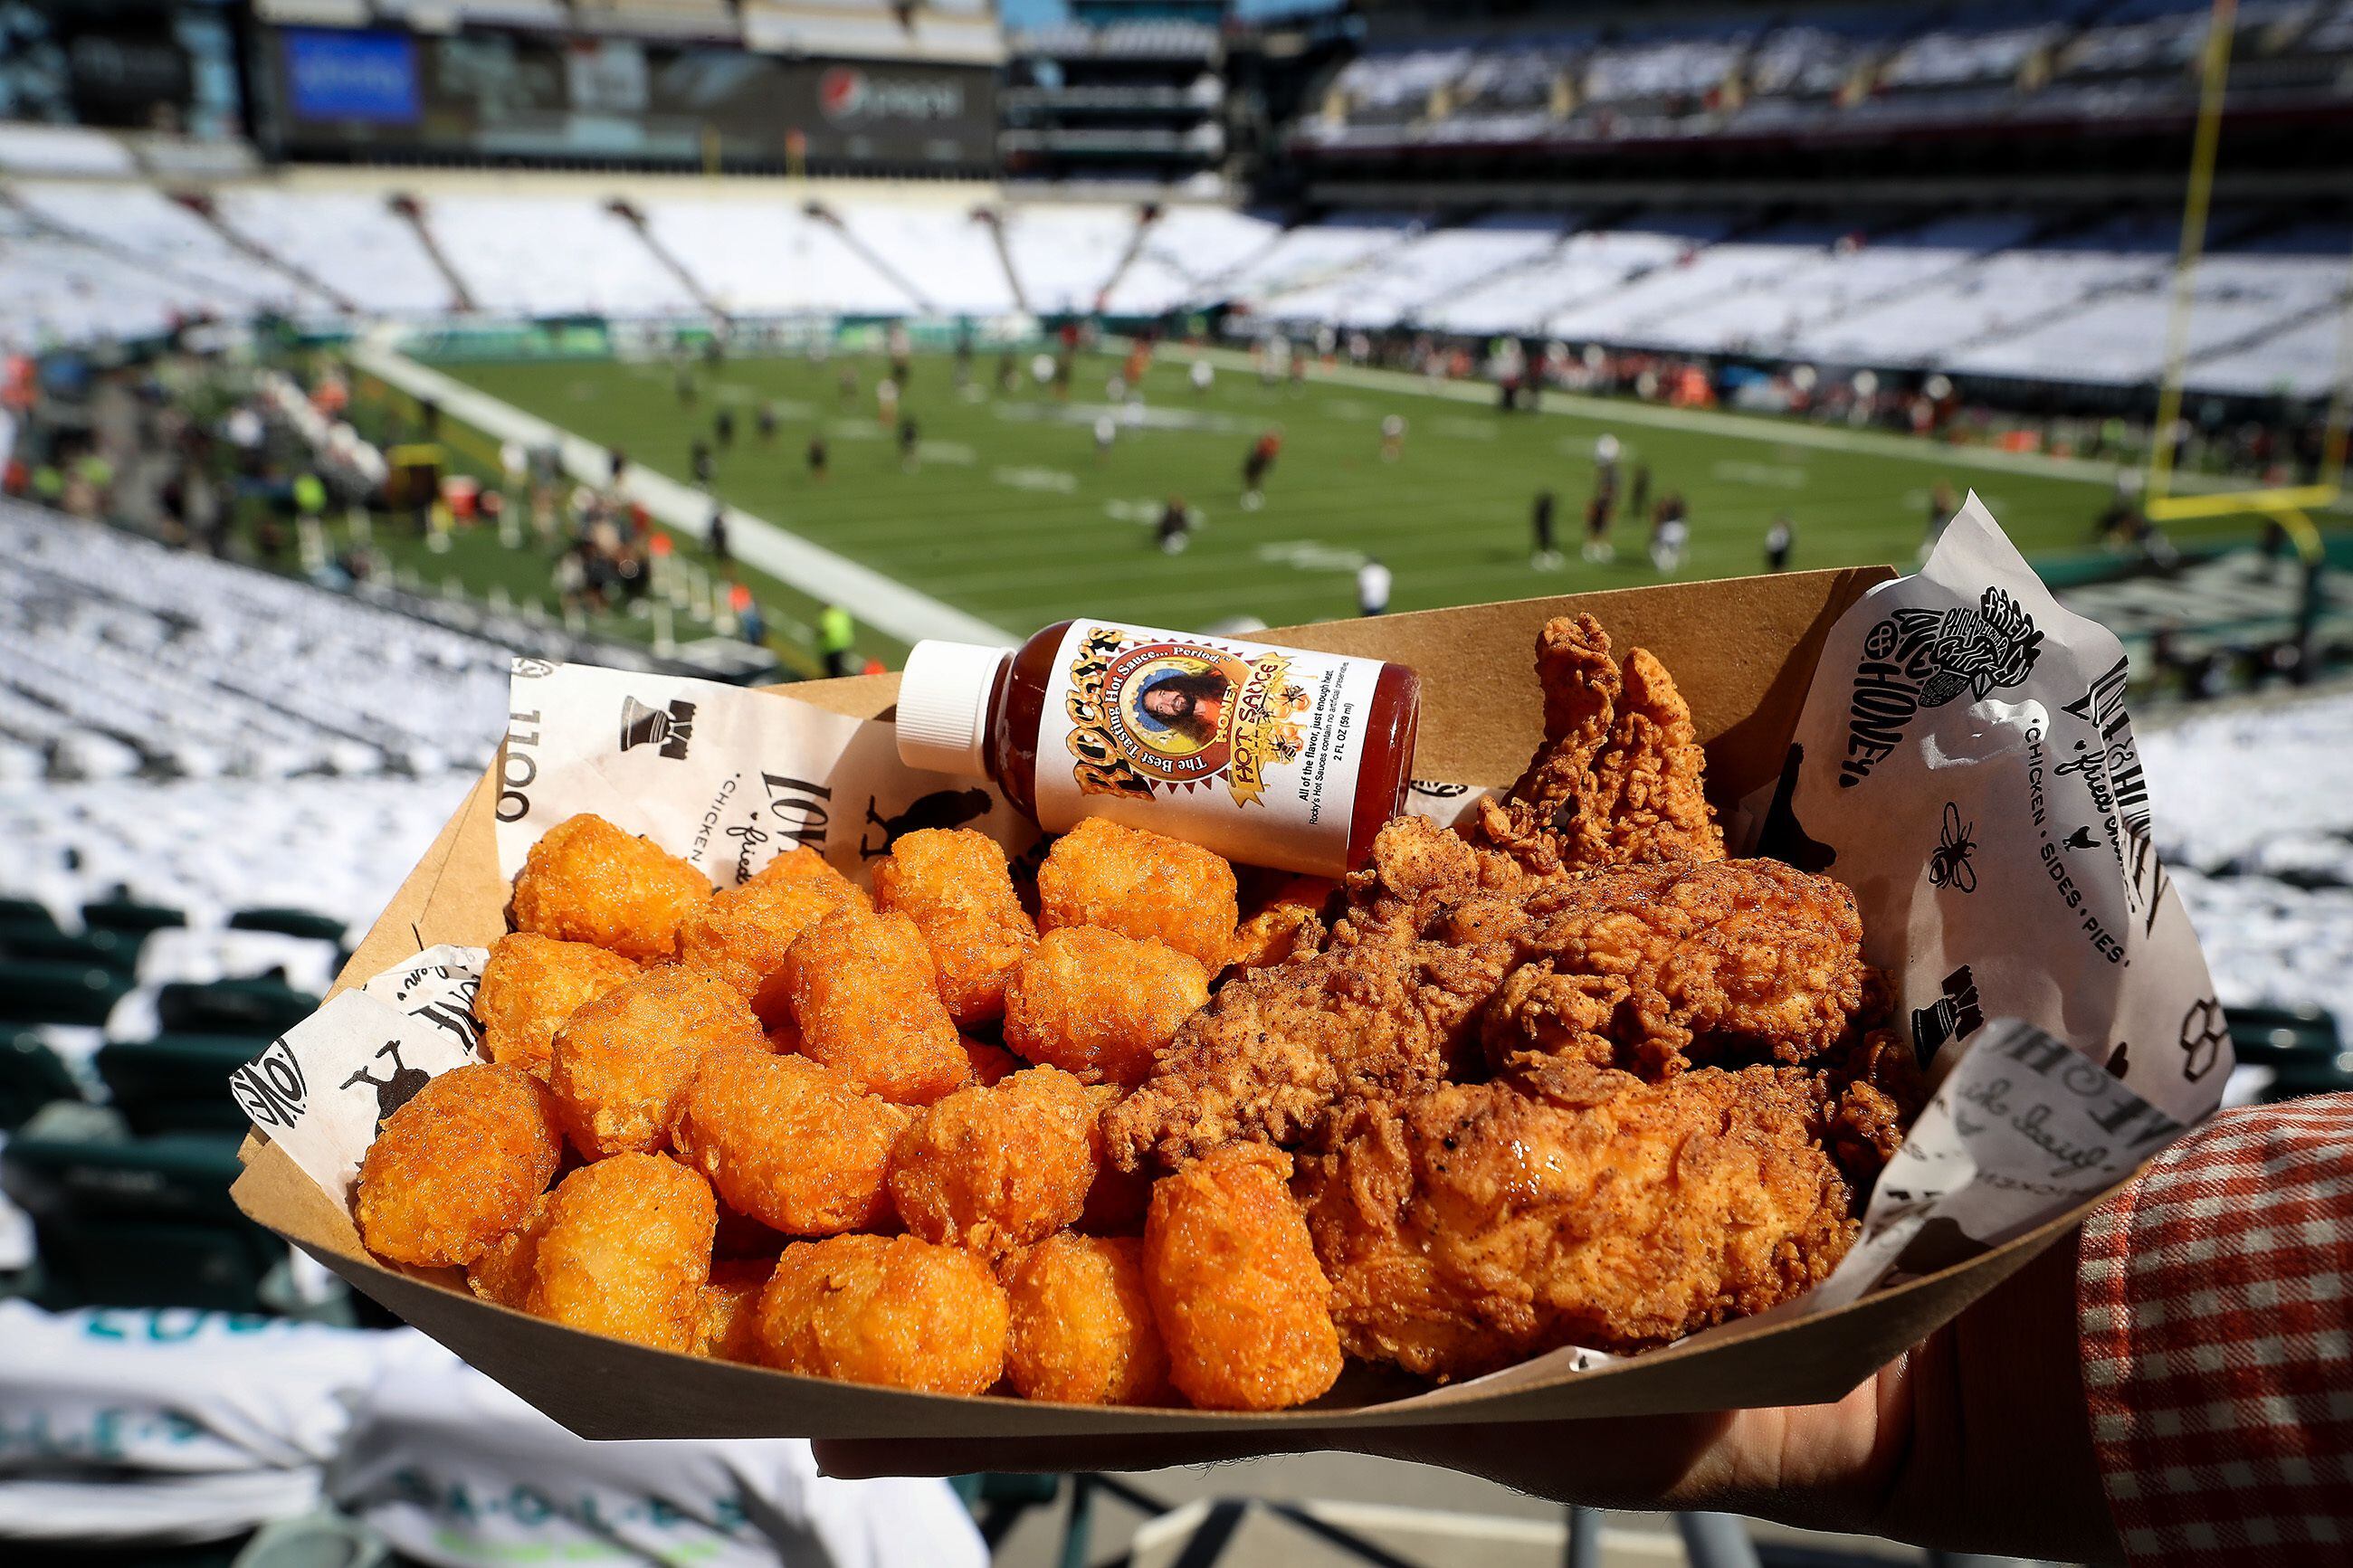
[963, 1037, 1019, 1087]
[1002, 927, 1209, 1087]
[528, 1152, 716, 1353]
[1144, 1145, 1342, 1411]
[1035, 818, 1237, 968]
[510, 813, 711, 963]
[548, 966, 768, 1159]
[1005, 1234, 1173, 1406]
[695, 1259, 773, 1363]
[888, 1066, 1100, 1256]
[355, 1063, 562, 1269]
[671, 1046, 908, 1235]
[466, 1193, 554, 1310]
[873, 829, 1039, 1026]
[783, 903, 969, 1105]
[473, 933, 641, 1079]
[756, 1234, 1009, 1395]
[677, 850, 864, 1026]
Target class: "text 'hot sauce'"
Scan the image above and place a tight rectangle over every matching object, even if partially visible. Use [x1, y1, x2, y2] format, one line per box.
[895, 620, 1422, 877]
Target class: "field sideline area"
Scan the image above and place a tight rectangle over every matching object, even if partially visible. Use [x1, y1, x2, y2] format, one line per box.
[409, 344, 2269, 666]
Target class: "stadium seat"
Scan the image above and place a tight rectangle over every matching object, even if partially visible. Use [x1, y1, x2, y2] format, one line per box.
[0, 961, 135, 1026]
[3, 1106, 281, 1313]
[0, 1030, 81, 1131]
[226, 908, 350, 946]
[96, 1036, 264, 1137]
[0, 927, 143, 972]
[153, 981, 320, 1040]
[81, 900, 188, 937]
[0, 898, 58, 933]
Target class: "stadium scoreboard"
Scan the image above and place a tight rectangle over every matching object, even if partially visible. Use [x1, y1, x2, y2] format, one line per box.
[254, 24, 996, 175]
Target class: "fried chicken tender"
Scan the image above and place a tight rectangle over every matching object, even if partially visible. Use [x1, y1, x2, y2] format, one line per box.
[784, 902, 970, 1106]
[465, 1193, 554, 1309]
[1144, 1145, 1341, 1411]
[548, 965, 769, 1158]
[1472, 616, 1724, 876]
[888, 1066, 1101, 1256]
[677, 849, 863, 1026]
[1003, 927, 1210, 1088]
[670, 1045, 909, 1235]
[1466, 857, 1868, 1079]
[473, 933, 641, 1080]
[1037, 817, 1238, 969]
[874, 829, 1039, 1026]
[757, 1234, 1009, 1395]
[355, 1063, 562, 1269]
[695, 1259, 772, 1363]
[1106, 938, 1511, 1171]
[1299, 1061, 1855, 1380]
[527, 1152, 717, 1354]
[1227, 873, 1334, 973]
[1005, 1234, 1173, 1405]
[510, 813, 711, 963]
[1333, 815, 1525, 946]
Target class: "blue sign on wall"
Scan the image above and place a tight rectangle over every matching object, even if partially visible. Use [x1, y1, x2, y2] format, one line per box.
[283, 29, 419, 124]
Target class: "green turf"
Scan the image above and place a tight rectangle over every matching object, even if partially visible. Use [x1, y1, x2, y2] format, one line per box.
[431, 347, 2271, 657]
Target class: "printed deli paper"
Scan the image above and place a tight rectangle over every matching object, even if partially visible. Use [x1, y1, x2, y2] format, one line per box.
[230, 946, 490, 1204]
[493, 658, 1036, 891]
[243, 496, 2227, 1389]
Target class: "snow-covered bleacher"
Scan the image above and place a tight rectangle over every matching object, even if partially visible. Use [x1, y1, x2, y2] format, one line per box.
[2142, 689, 2353, 1037]
[1099, 204, 1281, 316]
[420, 194, 700, 318]
[0, 503, 507, 786]
[213, 187, 453, 318]
[643, 195, 916, 317]
[1252, 217, 1565, 331]
[0, 123, 135, 177]
[1548, 217, 1849, 349]
[829, 201, 1018, 317]
[1000, 202, 1140, 315]
[1416, 211, 1735, 339]
[1218, 213, 1417, 314]
[7, 182, 331, 321]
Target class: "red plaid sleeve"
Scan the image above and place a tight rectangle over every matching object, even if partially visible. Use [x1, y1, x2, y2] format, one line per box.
[2079, 1091, 2353, 1563]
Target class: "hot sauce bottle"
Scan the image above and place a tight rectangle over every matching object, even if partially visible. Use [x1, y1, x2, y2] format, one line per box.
[896, 619, 1422, 878]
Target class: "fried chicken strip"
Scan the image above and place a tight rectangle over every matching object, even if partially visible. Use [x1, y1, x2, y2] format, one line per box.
[1103, 937, 1513, 1172]
[1462, 856, 1869, 1079]
[1472, 615, 1724, 875]
[1299, 1060, 1857, 1380]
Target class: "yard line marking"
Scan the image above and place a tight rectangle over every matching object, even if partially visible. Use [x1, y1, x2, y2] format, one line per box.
[1712, 460, 1810, 488]
[352, 333, 1015, 648]
[993, 465, 1079, 494]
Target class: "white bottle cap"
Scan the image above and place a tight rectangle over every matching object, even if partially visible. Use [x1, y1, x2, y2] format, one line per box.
[896, 640, 1012, 778]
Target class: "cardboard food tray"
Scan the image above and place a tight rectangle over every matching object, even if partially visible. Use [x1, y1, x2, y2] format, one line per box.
[233, 563, 2096, 1440]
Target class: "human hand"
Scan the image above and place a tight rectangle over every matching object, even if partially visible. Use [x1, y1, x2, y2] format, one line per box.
[814, 1230, 2117, 1564]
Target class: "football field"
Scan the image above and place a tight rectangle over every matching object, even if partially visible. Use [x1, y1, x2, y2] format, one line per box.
[427, 346, 2244, 666]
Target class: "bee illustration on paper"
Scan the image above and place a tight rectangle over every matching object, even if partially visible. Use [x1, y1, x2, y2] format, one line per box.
[1928, 801, 1978, 893]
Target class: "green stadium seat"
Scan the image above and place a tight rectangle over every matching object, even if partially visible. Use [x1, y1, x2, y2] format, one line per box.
[154, 979, 320, 1039]
[80, 900, 188, 937]
[0, 925, 143, 972]
[0, 897, 60, 935]
[97, 1034, 265, 1136]
[2228, 1004, 2342, 1068]
[0, 959, 134, 1025]
[4, 1105, 282, 1314]
[0, 1029, 81, 1131]
[227, 908, 349, 945]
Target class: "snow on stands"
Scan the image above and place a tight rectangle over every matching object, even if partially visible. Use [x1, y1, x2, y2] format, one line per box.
[0, 505, 507, 784]
[2142, 689, 2353, 1035]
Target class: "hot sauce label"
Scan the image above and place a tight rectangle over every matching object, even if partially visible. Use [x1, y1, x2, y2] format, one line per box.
[1036, 621, 1381, 874]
